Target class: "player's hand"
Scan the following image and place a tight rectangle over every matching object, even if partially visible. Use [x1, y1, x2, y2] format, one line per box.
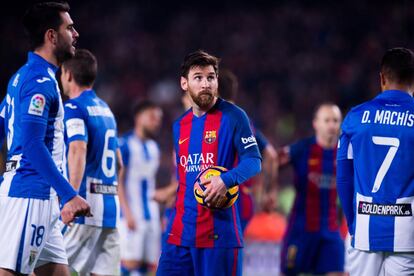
[203, 176, 227, 208]
[61, 195, 92, 225]
[153, 189, 169, 204]
[126, 213, 136, 231]
[261, 189, 277, 213]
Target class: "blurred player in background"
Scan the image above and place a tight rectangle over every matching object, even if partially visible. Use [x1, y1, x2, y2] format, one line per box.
[61, 49, 122, 276]
[118, 101, 163, 276]
[337, 47, 414, 275]
[278, 103, 344, 276]
[218, 69, 278, 231]
[157, 50, 262, 276]
[0, 2, 91, 275]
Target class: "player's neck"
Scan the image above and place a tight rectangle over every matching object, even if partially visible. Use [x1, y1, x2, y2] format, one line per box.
[383, 83, 414, 96]
[316, 135, 337, 149]
[191, 97, 217, 117]
[68, 86, 92, 99]
[135, 128, 147, 140]
[34, 48, 59, 67]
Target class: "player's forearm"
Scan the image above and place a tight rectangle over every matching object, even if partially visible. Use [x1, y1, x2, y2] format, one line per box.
[221, 157, 262, 188]
[337, 159, 355, 234]
[21, 120, 77, 205]
[262, 144, 279, 192]
[117, 172, 133, 217]
[68, 142, 87, 191]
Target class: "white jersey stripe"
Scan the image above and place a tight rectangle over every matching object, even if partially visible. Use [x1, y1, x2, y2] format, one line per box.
[354, 192, 372, 250]
[394, 196, 414, 250]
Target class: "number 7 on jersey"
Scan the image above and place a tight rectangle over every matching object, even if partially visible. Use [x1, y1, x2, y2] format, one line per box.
[371, 136, 399, 193]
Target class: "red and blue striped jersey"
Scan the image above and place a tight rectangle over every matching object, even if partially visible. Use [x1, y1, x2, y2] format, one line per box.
[287, 136, 339, 233]
[166, 98, 261, 248]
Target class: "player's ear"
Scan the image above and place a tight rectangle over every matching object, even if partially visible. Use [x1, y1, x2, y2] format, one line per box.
[379, 72, 386, 89]
[45, 29, 57, 46]
[181, 76, 188, 91]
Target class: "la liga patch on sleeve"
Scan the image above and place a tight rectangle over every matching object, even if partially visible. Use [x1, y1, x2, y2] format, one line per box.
[28, 94, 46, 116]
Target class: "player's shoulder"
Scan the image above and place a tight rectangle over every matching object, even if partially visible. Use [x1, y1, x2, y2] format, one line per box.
[173, 108, 193, 127]
[119, 130, 133, 141]
[291, 136, 315, 149]
[217, 98, 249, 121]
[21, 64, 57, 97]
[64, 98, 86, 116]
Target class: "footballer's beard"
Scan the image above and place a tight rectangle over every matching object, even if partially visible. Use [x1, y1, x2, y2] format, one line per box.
[54, 35, 76, 64]
[189, 89, 216, 110]
[142, 126, 158, 140]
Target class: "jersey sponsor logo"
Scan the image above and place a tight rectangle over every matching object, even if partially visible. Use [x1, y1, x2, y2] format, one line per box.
[358, 201, 412, 216]
[308, 173, 335, 188]
[65, 103, 77, 109]
[178, 137, 189, 145]
[179, 153, 214, 172]
[65, 118, 85, 138]
[241, 135, 258, 149]
[90, 183, 118, 194]
[28, 94, 46, 116]
[36, 77, 51, 83]
[204, 130, 217, 144]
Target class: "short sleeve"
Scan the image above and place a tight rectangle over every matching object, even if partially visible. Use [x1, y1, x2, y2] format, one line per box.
[337, 114, 353, 161]
[20, 78, 55, 125]
[118, 136, 130, 167]
[64, 101, 88, 143]
[233, 109, 262, 161]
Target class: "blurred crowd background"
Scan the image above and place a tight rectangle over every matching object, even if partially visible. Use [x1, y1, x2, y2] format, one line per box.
[1, 0, 413, 187]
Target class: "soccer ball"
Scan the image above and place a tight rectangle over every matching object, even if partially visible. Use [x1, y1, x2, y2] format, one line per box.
[193, 166, 239, 209]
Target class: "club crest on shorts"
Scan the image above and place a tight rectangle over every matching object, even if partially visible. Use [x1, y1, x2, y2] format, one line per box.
[204, 130, 217, 144]
[29, 250, 38, 267]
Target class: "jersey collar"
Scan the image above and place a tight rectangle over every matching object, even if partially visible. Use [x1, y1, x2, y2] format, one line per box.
[377, 90, 413, 101]
[27, 52, 59, 73]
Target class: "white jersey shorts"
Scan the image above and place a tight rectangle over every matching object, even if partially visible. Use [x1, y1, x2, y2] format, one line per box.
[347, 247, 414, 276]
[0, 195, 67, 274]
[118, 217, 161, 264]
[64, 224, 120, 275]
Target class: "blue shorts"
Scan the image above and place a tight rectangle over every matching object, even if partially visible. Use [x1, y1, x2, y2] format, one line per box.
[157, 242, 242, 276]
[280, 230, 344, 275]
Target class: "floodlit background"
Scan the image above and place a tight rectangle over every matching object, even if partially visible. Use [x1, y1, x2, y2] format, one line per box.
[0, 0, 413, 274]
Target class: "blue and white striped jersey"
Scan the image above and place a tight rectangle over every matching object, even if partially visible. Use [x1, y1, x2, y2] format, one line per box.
[0, 52, 67, 199]
[338, 90, 414, 252]
[64, 90, 119, 228]
[119, 132, 160, 221]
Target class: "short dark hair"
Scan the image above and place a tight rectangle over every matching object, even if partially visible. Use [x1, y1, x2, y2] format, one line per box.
[381, 47, 414, 86]
[63, 49, 97, 87]
[181, 50, 220, 78]
[132, 100, 160, 117]
[218, 69, 238, 102]
[23, 1, 70, 50]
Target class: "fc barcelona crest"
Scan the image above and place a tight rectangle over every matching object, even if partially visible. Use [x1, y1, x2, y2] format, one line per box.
[204, 130, 217, 144]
